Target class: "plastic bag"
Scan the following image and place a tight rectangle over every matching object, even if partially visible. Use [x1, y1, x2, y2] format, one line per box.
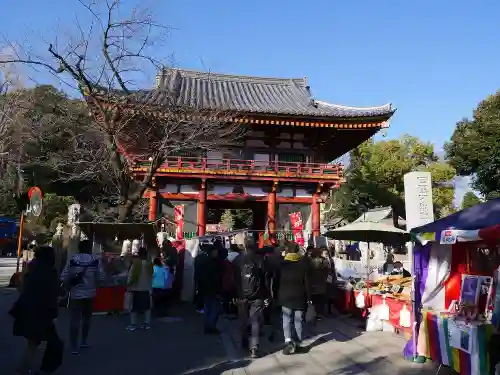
[366, 318, 383, 332]
[306, 304, 316, 323]
[355, 291, 366, 309]
[123, 291, 133, 312]
[399, 304, 411, 328]
[382, 321, 395, 333]
[379, 296, 390, 321]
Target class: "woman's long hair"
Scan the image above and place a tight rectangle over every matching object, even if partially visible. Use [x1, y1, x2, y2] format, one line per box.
[33, 246, 56, 268]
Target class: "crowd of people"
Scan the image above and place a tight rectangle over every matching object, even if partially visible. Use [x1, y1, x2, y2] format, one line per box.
[194, 237, 337, 358]
[8, 238, 179, 374]
[8, 236, 338, 373]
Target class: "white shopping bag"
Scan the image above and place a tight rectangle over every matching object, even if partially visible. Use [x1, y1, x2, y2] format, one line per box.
[379, 296, 390, 321]
[306, 304, 316, 323]
[123, 291, 133, 312]
[355, 291, 366, 309]
[399, 304, 411, 328]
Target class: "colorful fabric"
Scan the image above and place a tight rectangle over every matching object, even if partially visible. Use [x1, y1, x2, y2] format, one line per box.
[415, 224, 500, 245]
[416, 310, 492, 375]
[404, 241, 490, 360]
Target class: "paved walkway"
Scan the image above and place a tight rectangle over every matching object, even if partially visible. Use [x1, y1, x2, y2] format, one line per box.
[219, 314, 454, 375]
[0, 288, 455, 375]
[1, 290, 232, 375]
[0, 257, 17, 286]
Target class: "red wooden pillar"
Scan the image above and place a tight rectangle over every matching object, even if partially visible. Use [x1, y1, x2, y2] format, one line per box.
[197, 179, 207, 236]
[267, 182, 277, 245]
[148, 189, 158, 222]
[312, 191, 321, 237]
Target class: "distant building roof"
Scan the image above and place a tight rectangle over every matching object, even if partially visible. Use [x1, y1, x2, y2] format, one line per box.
[353, 206, 406, 228]
[353, 207, 393, 223]
[129, 68, 394, 119]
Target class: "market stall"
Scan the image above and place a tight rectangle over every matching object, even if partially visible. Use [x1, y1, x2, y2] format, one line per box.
[404, 199, 500, 375]
[77, 222, 159, 314]
[332, 270, 413, 335]
[325, 222, 413, 334]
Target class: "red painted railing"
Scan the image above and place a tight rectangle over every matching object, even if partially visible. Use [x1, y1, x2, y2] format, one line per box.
[150, 156, 343, 180]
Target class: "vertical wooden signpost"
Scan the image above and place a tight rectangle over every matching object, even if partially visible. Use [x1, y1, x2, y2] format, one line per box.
[15, 187, 43, 273]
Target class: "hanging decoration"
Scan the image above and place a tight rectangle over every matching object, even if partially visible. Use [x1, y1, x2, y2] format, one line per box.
[174, 205, 185, 240]
[289, 211, 304, 246]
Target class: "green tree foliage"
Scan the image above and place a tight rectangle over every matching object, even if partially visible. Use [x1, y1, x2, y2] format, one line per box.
[329, 135, 456, 222]
[445, 91, 500, 198]
[461, 191, 482, 209]
[0, 84, 116, 226]
[39, 194, 75, 230]
[233, 209, 252, 229]
[220, 209, 235, 230]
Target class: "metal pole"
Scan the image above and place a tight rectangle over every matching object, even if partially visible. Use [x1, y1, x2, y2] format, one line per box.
[409, 241, 418, 360]
[15, 211, 25, 273]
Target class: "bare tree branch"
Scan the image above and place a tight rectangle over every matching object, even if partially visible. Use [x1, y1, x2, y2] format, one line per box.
[0, 0, 245, 222]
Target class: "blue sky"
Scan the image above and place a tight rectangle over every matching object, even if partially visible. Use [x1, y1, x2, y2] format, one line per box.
[2, 0, 499, 204]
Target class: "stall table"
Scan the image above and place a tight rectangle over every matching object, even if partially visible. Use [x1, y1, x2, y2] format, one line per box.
[336, 287, 413, 336]
[417, 310, 493, 375]
[93, 286, 126, 314]
[370, 294, 413, 337]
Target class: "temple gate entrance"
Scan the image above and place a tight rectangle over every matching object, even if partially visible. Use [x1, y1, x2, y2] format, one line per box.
[207, 200, 267, 239]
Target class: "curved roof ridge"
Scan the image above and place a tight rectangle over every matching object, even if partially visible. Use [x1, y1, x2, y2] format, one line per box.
[159, 67, 308, 87]
[315, 100, 392, 111]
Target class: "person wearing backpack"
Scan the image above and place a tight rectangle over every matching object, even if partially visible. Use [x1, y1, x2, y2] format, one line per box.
[233, 238, 272, 358]
[277, 243, 311, 355]
[61, 240, 105, 355]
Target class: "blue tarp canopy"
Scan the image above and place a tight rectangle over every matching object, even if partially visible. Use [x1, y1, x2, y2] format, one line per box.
[411, 197, 500, 234]
[0, 216, 17, 238]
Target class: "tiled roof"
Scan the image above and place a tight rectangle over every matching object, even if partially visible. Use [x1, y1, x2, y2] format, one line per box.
[129, 68, 393, 119]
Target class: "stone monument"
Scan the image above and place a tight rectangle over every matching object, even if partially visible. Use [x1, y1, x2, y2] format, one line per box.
[65, 203, 82, 265]
[52, 222, 65, 274]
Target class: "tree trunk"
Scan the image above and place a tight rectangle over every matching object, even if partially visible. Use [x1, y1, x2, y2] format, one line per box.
[118, 200, 135, 223]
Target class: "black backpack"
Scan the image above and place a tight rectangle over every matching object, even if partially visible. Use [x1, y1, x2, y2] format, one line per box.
[241, 256, 264, 299]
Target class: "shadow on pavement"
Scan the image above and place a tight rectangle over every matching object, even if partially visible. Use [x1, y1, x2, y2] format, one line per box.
[0, 302, 234, 375]
[397, 363, 456, 375]
[184, 359, 251, 375]
[328, 356, 387, 375]
[233, 313, 363, 359]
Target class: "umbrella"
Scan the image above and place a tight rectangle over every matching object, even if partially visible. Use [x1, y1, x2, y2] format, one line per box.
[324, 221, 410, 245]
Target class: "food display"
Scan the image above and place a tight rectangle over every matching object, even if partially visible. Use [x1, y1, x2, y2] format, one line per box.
[363, 275, 412, 300]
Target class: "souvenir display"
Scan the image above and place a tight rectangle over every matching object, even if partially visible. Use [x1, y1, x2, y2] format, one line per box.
[367, 275, 412, 301]
[460, 275, 480, 307]
[447, 319, 472, 354]
[491, 267, 500, 328]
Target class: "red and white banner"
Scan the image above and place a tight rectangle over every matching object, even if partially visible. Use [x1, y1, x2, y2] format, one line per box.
[289, 211, 304, 246]
[174, 205, 184, 240]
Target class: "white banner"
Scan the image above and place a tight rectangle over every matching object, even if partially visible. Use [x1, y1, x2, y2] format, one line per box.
[335, 258, 411, 278]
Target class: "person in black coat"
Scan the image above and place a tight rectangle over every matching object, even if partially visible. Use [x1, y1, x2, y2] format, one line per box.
[194, 244, 210, 312]
[10, 245, 62, 374]
[198, 244, 223, 334]
[233, 241, 272, 358]
[277, 244, 311, 355]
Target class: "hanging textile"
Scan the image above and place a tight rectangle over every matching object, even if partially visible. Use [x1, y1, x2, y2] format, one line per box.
[174, 205, 185, 240]
[289, 211, 304, 246]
